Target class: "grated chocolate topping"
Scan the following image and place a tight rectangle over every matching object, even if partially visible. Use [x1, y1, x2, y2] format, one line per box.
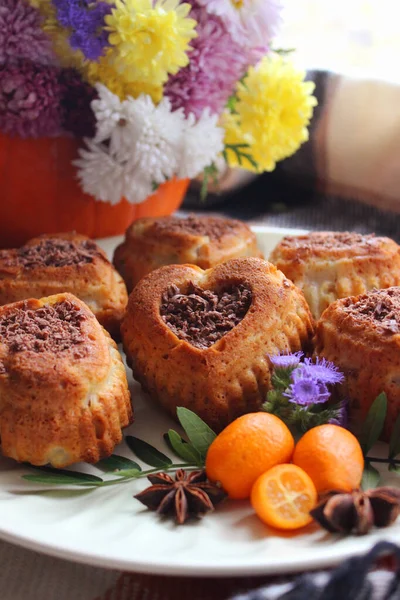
[4, 239, 100, 269]
[343, 288, 400, 334]
[148, 216, 237, 241]
[160, 282, 252, 349]
[0, 300, 87, 354]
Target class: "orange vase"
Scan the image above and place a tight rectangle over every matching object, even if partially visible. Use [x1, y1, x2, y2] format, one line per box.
[0, 134, 189, 248]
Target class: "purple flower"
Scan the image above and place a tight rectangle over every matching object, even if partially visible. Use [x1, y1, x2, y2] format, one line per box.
[300, 357, 345, 385]
[59, 69, 97, 138]
[164, 0, 266, 118]
[0, 0, 54, 65]
[269, 351, 303, 370]
[52, 0, 111, 60]
[284, 370, 330, 406]
[0, 61, 63, 138]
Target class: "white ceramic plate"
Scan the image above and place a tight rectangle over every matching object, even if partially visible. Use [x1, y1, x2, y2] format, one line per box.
[0, 225, 399, 577]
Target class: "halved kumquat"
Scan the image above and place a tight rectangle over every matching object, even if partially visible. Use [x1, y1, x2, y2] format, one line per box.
[251, 464, 318, 530]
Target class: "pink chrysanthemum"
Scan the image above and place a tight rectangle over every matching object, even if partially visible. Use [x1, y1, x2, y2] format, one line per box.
[164, 0, 265, 118]
[196, 0, 282, 47]
[0, 61, 63, 138]
[0, 0, 54, 65]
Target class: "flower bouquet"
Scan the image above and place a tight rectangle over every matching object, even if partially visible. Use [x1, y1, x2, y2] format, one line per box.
[0, 0, 317, 245]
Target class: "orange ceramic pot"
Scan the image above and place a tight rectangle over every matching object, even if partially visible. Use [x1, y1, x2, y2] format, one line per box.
[0, 134, 189, 248]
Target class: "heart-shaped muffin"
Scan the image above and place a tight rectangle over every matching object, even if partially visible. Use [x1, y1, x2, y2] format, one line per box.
[0, 293, 132, 467]
[122, 258, 315, 431]
[0, 233, 128, 338]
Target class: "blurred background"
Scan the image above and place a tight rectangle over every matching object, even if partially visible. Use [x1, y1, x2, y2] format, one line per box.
[278, 0, 400, 81]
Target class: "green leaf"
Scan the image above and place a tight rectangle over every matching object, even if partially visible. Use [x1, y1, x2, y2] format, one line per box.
[389, 414, 400, 459]
[167, 430, 203, 466]
[176, 407, 216, 459]
[389, 464, 400, 474]
[96, 454, 141, 473]
[361, 463, 380, 490]
[23, 471, 103, 486]
[359, 392, 387, 455]
[125, 436, 172, 468]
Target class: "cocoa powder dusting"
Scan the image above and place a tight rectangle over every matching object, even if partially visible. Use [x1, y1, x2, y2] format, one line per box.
[8, 239, 100, 269]
[282, 232, 378, 251]
[160, 282, 252, 349]
[344, 288, 400, 334]
[0, 300, 87, 354]
[149, 216, 237, 241]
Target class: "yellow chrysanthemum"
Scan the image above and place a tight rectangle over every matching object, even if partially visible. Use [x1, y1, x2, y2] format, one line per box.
[84, 50, 163, 102]
[105, 0, 197, 87]
[28, 0, 54, 18]
[223, 54, 318, 173]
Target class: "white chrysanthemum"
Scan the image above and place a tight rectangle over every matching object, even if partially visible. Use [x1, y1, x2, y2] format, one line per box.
[132, 96, 186, 184]
[74, 140, 153, 205]
[91, 84, 142, 162]
[197, 0, 282, 46]
[178, 109, 224, 179]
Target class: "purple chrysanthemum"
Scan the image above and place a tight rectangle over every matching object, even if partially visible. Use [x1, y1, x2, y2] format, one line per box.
[300, 357, 345, 385]
[284, 371, 331, 407]
[52, 0, 111, 60]
[0, 61, 63, 138]
[0, 0, 54, 65]
[59, 69, 97, 138]
[164, 0, 266, 118]
[269, 351, 304, 370]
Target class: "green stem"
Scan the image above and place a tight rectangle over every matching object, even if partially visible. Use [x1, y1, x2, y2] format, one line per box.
[75, 463, 200, 489]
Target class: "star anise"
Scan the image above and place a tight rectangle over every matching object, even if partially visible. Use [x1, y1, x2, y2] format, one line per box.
[134, 469, 227, 524]
[311, 487, 400, 536]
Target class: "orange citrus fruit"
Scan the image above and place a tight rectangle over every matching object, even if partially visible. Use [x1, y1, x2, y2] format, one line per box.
[205, 413, 294, 499]
[292, 424, 364, 494]
[251, 464, 318, 530]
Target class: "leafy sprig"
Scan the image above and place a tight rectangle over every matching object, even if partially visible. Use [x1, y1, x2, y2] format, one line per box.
[200, 163, 220, 201]
[223, 144, 258, 171]
[360, 393, 400, 489]
[21, 408, 216, 489]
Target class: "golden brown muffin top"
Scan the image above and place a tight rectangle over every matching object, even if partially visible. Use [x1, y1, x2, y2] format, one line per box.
[0, 238, 101, 270]
[160, 282, 252, 349]
[342, 287, 400, 334]
[275, 232, 394, 259]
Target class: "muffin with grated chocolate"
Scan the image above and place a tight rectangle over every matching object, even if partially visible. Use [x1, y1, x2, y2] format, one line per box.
[122, 257, 315, 431]
[0, 293, 132, 467]
[315, 287, 400, 439]
[113, 215, 263, 292]
[0, 233, 128, 338]
[269, 232, 400, 319]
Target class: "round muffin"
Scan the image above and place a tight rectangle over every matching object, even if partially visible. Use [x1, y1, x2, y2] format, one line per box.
[113, 214, 263, 291]
[122, 257, 315, 431]
[0, 293, 132, 467]
[315, 287, 400, 440]
[0, 233, 128, 338]
[269, 232, 400, 319]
